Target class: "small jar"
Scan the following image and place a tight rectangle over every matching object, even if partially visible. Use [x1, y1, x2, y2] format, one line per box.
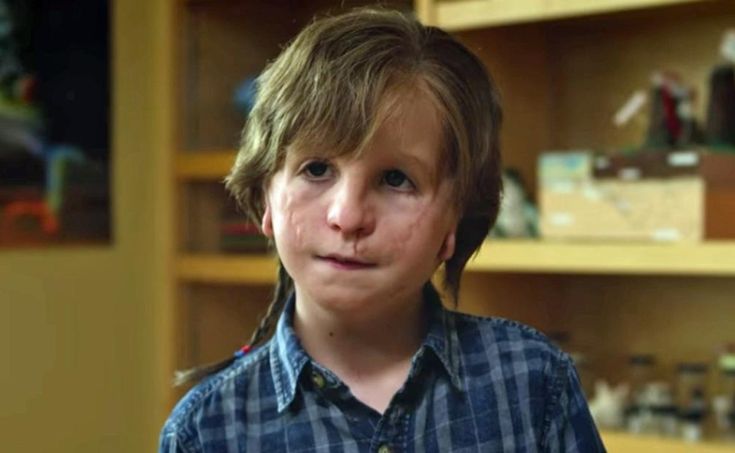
[675, 362, 708, 442]
[713, 349, 735, 441]
[626, 354, 656, 434]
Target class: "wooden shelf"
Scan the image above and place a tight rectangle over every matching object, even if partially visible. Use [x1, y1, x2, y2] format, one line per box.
[427, 0, 707, 30]
[177, 253, 277, 284]
[176, 241, 735, 284]
[468, 240, 735, 276]
[601, 430, 735, 452]
[176, 150, 235, 180]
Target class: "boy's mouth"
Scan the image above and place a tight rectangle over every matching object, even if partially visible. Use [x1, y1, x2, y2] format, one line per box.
[317, 254, 376, 270]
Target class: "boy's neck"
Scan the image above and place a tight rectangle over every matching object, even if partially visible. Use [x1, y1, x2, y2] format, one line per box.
[293, 289, 427, 413]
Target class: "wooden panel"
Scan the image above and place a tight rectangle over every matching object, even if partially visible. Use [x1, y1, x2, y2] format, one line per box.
[178, 254, 278, 284]
[437, 0, 547, 30]
[455, 24, 552, 195]
[601, 430, 735, 452]
[415, 0, 436, 24]
[181, 2, 304, 150]
[457, 272, 564, 332]
[434, 0, 707, 31]
[184, 284, 274, 367]
[468, 241, 735, 276]
[182, 182, 230, 252]
[176, 150, 235, 180]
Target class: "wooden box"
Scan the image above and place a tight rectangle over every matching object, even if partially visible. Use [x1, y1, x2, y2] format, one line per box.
[539, 150, 735, 242]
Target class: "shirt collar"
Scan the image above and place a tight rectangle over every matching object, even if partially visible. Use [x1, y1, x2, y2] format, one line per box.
[269, 294, 310, 412]
[420, 283, 465, 392]
[269, 284, 465, 413]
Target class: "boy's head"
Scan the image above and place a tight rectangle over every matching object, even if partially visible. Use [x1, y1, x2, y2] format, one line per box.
[226, 7, 502, 301]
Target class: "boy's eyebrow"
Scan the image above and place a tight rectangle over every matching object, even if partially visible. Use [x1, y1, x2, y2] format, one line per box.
[394, 149, 441, 186]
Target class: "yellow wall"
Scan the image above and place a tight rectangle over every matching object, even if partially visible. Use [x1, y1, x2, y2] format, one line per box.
[0, 0, 172, 451]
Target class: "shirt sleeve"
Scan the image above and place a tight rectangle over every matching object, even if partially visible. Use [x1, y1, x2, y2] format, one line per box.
[542, 357, 606, 453]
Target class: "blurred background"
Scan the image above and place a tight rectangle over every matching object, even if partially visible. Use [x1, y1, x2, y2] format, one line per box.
[2, 0, 735, 451]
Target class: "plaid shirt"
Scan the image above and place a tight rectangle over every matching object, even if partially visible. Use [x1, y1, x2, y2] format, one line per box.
[160, 289, 605, 452]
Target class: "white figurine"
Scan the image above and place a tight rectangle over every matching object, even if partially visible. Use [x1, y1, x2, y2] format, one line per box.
[589, 380, 629, 430]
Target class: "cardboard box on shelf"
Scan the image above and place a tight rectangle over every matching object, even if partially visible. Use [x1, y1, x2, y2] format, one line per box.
[539, 150, 735, 242]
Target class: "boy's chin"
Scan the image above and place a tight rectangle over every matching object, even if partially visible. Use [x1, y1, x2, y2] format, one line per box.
[297, 282, 424, 320]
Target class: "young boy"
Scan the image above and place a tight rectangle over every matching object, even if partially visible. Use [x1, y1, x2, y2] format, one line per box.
[161, 7, 604, 452]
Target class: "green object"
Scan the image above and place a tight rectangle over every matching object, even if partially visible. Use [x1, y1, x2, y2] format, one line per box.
[719, 352, 735, 372]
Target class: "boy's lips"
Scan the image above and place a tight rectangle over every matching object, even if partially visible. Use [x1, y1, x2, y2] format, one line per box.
[316, 254, 376, 269]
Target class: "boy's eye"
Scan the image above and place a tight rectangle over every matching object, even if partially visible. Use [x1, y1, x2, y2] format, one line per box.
[303, 161, 330, 178]
[383, 169, 414, 190]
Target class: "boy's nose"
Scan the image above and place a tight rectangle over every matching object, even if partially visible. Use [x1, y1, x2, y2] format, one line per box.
[326, 180, 376, 238]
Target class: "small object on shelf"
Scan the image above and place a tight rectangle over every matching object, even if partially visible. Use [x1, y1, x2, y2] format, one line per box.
[675, 362, 709, 442]
[219, 198, 269, 254]
[712, 345, 735, 441]
[625, 354, 656, 434]
[490, 168, 538, 238]
[590, 380, 629, 430]
[589, 380, 629, 430]
[539, 149, 735, 241]
[233, 75, 259, 117]
[219, 220, 269, 254]
[638, 382, 677, 437]
[705, 30, 735, 151]
[644, 72, 681, 149]
[640, 72, 704, 151]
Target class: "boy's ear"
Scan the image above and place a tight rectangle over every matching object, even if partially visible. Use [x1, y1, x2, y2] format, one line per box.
[438, 227, 456, 262]
[261, 201, 274, 238]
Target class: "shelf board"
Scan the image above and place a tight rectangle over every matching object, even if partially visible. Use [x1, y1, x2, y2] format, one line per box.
[432, 0, 706, 31]
[177, 241, 735, 285]
[468, 240, 735, 276]
[177, 253, 277, 284]
[600, 430, 735, 452]
[176, 150, 236, 180]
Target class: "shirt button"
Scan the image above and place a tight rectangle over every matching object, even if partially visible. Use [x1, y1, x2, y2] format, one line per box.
[311, 371, 326, 389]
[378, 445, 393, 453]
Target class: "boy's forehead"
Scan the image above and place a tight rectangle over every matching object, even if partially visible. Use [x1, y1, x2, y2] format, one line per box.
[289, 84, 447, 166]
[370, 92, 445, 161]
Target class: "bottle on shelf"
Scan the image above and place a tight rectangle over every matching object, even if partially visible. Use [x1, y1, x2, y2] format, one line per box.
[675, 362, 709, 442]
[625, 354, 656, 435]
[712, 345, 735, 441]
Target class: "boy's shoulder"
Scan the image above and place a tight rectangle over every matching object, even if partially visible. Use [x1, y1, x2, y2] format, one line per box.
[446, 308, 570, 369]
[160, 343, 273, 447]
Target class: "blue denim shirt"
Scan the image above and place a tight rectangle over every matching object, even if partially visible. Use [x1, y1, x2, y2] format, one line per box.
[160, 289, 605, 452]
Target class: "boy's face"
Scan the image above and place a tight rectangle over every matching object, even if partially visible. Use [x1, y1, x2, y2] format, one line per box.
[262, 92, 457, 321]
